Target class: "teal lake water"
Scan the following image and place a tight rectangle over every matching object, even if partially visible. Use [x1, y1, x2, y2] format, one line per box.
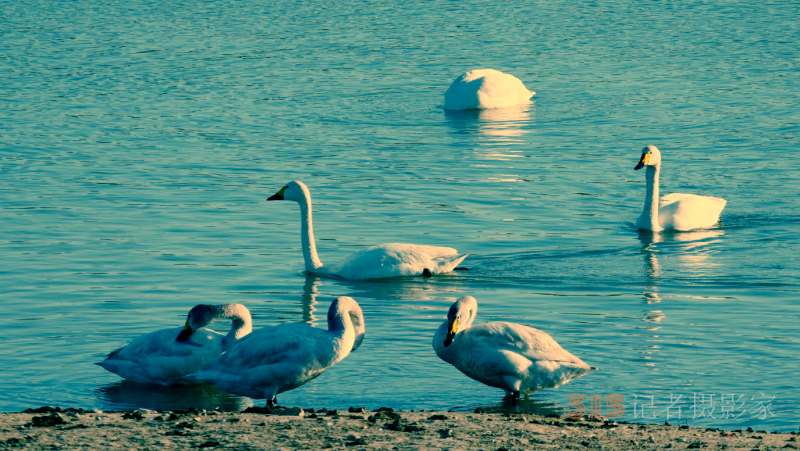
[2, 0, 799, 431]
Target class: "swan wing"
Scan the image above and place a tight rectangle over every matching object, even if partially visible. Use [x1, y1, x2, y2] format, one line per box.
[463, 322, 588, 366]
[187, 324, 334, 398]
[443, 322, 591, 392]
[330, 243, 467, 280]
[200, 324, 318, 371]
[96, 327, 224, 384]
[659, 193, 727, 231]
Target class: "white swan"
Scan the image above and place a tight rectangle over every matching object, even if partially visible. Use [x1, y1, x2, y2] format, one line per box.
[185, 296, 365, 406]
[444, 69, 535, 110]
[635, 145, 727, 232]
[267, 181, 468, 280]
[96, 304, 252, 385]
[433, 296, 593, 403]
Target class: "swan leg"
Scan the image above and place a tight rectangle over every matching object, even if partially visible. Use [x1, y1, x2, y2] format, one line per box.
[264, 387, 278, 407]
[503, 375, 522, 391]
[512, 391, 521, 405]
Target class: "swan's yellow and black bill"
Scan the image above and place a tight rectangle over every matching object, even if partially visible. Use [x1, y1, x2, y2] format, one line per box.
[267, 186, 287, 201]
[634, 152, 650, 170]
[443, 319, 458, 347]
[176, 318, 194, 342]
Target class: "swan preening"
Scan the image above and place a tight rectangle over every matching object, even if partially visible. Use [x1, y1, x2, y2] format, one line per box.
[635, 145, 727, 232]
[186, 296, 365, 406]
[444, 69, 534, 110]
[96, 304, 252, 385]
[268, 181, 468, 280]
[433, 296, 593, 403]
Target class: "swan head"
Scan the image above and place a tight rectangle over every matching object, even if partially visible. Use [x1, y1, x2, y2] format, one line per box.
[267, 181, 309, 203]
[443, 296, 477, 347]
[634, 145, 662, 170]
[176, 304, 230, 342]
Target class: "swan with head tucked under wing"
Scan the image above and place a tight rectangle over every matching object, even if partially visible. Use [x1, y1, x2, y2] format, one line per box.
[433, 296, 594, 404]
[185, 296, 365, 406]
[267, 181, 468, 280]
[634, 145, 727, 232]
[96, 304, 252, 385]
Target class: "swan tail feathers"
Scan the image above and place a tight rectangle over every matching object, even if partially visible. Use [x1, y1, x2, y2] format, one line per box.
[433, 253, 469, 274]
[96, 359, 161, 383]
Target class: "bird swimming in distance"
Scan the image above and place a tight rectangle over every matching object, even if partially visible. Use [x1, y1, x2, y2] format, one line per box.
[185, 296, 365, 406]
[96, 304, 252, 385]
[267, 181, 468, 280]
[433, 296, 594, 404]
[634, 145, 727, 232]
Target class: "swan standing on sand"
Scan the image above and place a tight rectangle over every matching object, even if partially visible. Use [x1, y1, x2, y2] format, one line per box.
[433, 296, 593, 403]
[267, 181, 468, 280]
[96, 304, 252, 385]
[186, 296, 365, 406]
[635, 145, 727, 231]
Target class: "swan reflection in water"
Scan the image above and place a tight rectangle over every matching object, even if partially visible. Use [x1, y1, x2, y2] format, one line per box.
[457, 396, 563, 416]
[444, 103, 535, 159]
[637, 228, 725, 277]
[637, 231, 665, 333]
[96, 380, 253, 412]
[635, 228, 726, 367]
[301, 275, 321, 326]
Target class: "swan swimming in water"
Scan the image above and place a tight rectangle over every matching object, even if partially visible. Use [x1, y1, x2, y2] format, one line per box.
[433, 296, 593, 403]
[635, 145, 727, 232]
[185, 296, 365, 406]
[267, 181, 468, 280]
[96, 304, 252, 385]
[444, 69, 535, 110]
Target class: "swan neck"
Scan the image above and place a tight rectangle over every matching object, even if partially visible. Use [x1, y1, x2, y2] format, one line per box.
[460, 298, 478, 330]
[641, 165, 661, 230]
[298, 196, 324, 272]
[220, 305, 253, 350]
[326, 297, 364, 355]
[327, 299, 357, 334]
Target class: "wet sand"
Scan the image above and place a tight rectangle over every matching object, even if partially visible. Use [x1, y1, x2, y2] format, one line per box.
[2, 406, 797, 450]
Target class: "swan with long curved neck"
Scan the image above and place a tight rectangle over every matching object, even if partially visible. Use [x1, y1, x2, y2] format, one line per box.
[185, 296, 366, 406]
[433, 296, 593, 403]
[96, 304, 252, 385]
[267, 181, 468, 280]
[634, 145, 727, 232]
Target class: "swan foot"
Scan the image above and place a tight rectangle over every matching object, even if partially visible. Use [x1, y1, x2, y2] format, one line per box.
[422, 268, 432, 278]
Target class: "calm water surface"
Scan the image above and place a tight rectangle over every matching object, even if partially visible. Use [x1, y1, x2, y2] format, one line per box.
[2, 0, 799, 431]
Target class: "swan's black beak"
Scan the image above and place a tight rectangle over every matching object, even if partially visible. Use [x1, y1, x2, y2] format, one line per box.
[443, 319, 458, 347]
[176, 318, 193, 342]
[634, 153, 649, 170]
[267, 186, 287, 201]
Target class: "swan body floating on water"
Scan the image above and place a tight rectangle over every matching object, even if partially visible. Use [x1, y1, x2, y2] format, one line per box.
[186, 296, 365, 406]
[268, 181, 468, 280]
[635, 145, 727, 232]
[96, 304, 252, 385]
[444, 69, 535, 110]
[433, 296, 593, 403]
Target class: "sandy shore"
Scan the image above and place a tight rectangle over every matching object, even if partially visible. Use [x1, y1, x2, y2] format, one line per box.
[2, 406, 796, 450]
